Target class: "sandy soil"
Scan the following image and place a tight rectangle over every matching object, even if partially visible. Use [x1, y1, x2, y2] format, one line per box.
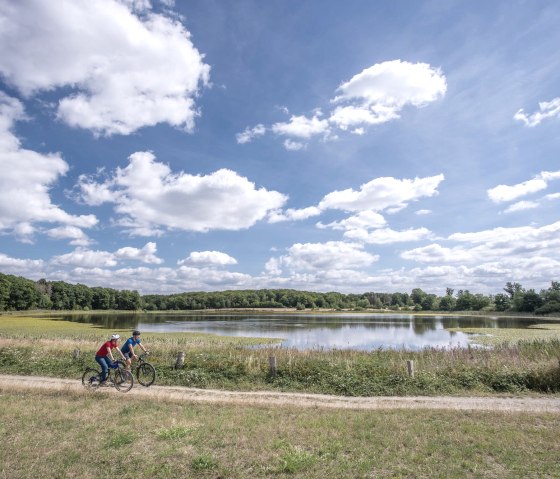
[1, 374, 560, 412]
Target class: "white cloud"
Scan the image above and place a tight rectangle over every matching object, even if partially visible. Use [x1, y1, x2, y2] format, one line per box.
[504, 200, 539, 213]
[401, 243, 474, 263]
[266, 241, 378, 275]
[115, 242, 163, 264]
[75, 151, 287, 235]
[236, 124, 266, 144]
[402, 221, 560, 267]
[51, 248, 118, 268]
[271, 114, 330, 139]
[345, 227, 433, 244]
[178, 251, 237, 266]
[415, 209, 432, 215]
[0, 0, 210, 136]
[46, 226, 92, 246]
[328, 105, 397, 131]
[332, 60, 447, 109]
[318, 174, 444, 212]
[317, 211, 386, 231]
[283, 139, 306, 151]
[0, 253, 45, 274]
[487, 170, 560, 211]
[488, 178, 548, 203]
[268, 206, 322, 223]
[514, 97, 560, 127]
[237, 60, 446, 148]
[0, 92, 98, 241]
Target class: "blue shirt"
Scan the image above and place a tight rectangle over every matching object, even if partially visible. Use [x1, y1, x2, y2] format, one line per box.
[121, 337, 141, 354]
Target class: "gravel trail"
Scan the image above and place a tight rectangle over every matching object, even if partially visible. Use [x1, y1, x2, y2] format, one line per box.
[1, 374, 560, 413]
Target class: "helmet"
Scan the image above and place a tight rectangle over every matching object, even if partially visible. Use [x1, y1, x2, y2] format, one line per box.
[110, 334, 120, 340]
[132, 330, 141, 336]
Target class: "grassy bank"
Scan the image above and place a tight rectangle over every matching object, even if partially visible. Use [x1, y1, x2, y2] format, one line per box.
[1, 387, 559, 478]
[1, 316, 560, 396]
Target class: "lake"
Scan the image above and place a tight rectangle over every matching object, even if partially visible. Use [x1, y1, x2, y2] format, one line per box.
[59, 312, 549, 351]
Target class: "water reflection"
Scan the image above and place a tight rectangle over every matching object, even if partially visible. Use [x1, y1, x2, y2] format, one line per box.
[55, 312, 552, 351]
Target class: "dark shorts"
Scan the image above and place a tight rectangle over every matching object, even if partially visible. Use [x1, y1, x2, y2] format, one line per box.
[122, 350, 134, 359]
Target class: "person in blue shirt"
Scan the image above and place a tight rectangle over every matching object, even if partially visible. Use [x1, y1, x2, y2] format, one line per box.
[121, 330, 148, 370]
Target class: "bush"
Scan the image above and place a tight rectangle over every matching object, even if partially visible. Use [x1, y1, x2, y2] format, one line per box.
[535, 301, 560, 315]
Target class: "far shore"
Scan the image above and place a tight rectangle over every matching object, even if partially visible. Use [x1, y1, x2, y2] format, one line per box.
[1, 308, 558, 320]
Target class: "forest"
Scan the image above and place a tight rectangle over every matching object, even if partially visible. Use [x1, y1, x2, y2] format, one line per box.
[0, 272, 559, 315]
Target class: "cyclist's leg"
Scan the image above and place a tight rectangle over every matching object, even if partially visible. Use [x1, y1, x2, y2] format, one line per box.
[123, 351, 132, 370]
[95, 356, 110, 381]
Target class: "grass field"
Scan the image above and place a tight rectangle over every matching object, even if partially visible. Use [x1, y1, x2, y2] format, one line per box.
[1, 387, 559, 479]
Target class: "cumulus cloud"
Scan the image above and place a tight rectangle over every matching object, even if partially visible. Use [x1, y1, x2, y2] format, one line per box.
[0, 92, 98, 241]
[75, 151, 287, 235]
[51, 248, 118, 268]
[236, 124, 266, 144]
[488, 178, 547, 203]
[344, 227, 433, 244]
[271, 114, 330, 139]
[331, 60, 446, 122]
[514, 97, 560, 127]
[265, 241, 378, 275]
[402, 221, 560, 267]
[503, 200, 539, 213]
[268, 206, 322, 224]
[317, 211, 386, 231]
[178, 251, 237, 266]
[487, 170, 560, 212]
[50, 242, 163, 268]
[268, 174, 443, 245]
[237, 59, 446, 149]
[46, 226, 92, 246]
[115, 242, 163, 264]
[318, 174, 444, 212]
[283, 139, 306, 151]
[0, 253, 45, 275]
[0, 0, 210, 136]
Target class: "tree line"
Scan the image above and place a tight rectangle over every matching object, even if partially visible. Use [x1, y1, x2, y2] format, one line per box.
[1, 272, 559, 315]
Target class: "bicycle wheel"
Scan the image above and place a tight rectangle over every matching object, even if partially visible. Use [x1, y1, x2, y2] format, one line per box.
[82, 368, 101, 389]
[113, 368, 134, 393]
[136, 362, 156, 387]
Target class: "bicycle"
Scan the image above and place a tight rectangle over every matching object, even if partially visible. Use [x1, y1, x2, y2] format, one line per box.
[125, 352, 156, 387]
[82, 361, 134, 393]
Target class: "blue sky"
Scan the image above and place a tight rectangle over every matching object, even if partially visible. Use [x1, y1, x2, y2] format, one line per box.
[0, 0, 559, 295]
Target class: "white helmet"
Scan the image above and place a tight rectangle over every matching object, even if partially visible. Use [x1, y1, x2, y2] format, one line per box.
[110, 334, 120, 340]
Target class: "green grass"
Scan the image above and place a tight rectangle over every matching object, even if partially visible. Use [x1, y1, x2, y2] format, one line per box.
[449, 323, 560, 345]
[1, 316, 560, 396]
[0, 388, 559, 478]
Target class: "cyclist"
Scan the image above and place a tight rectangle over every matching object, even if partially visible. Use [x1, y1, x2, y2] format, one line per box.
[121, 330, 148, 370]
[95, 334, 126, 385]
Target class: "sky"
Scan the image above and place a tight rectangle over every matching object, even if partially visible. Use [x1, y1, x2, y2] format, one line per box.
[0, 0, 559, 296]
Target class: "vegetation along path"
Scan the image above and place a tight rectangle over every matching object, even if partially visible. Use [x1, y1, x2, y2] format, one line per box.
[2, 374, 560, 413]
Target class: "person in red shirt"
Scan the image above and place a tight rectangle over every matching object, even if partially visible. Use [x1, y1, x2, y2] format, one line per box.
[95, 334, 127, 385]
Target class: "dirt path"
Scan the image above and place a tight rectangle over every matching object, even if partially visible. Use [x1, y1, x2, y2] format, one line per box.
[1, 374, 560, 412]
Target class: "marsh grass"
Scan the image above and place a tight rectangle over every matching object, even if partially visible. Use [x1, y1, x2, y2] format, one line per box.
[1, 316, 560, 395]
[0, 388, 559, 478]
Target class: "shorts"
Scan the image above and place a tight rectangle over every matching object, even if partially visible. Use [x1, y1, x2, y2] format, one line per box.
[122, 350, 134, 359]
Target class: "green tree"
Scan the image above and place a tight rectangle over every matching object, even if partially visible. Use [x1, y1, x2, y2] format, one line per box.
[493, 293, 511, 312]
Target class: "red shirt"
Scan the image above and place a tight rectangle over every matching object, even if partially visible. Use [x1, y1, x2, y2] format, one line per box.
[96, 341, 118, 357]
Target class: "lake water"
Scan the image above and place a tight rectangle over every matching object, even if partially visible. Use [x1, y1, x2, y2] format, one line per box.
[59, 312, 550, 351]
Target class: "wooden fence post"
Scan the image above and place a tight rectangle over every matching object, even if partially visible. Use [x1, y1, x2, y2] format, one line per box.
[269, 356, 277, 377]
[407, 360, 414, 378]
[175, 351, 185, 369]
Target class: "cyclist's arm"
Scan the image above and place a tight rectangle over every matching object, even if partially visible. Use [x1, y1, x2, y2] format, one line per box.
[115, 347, 126, 361]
